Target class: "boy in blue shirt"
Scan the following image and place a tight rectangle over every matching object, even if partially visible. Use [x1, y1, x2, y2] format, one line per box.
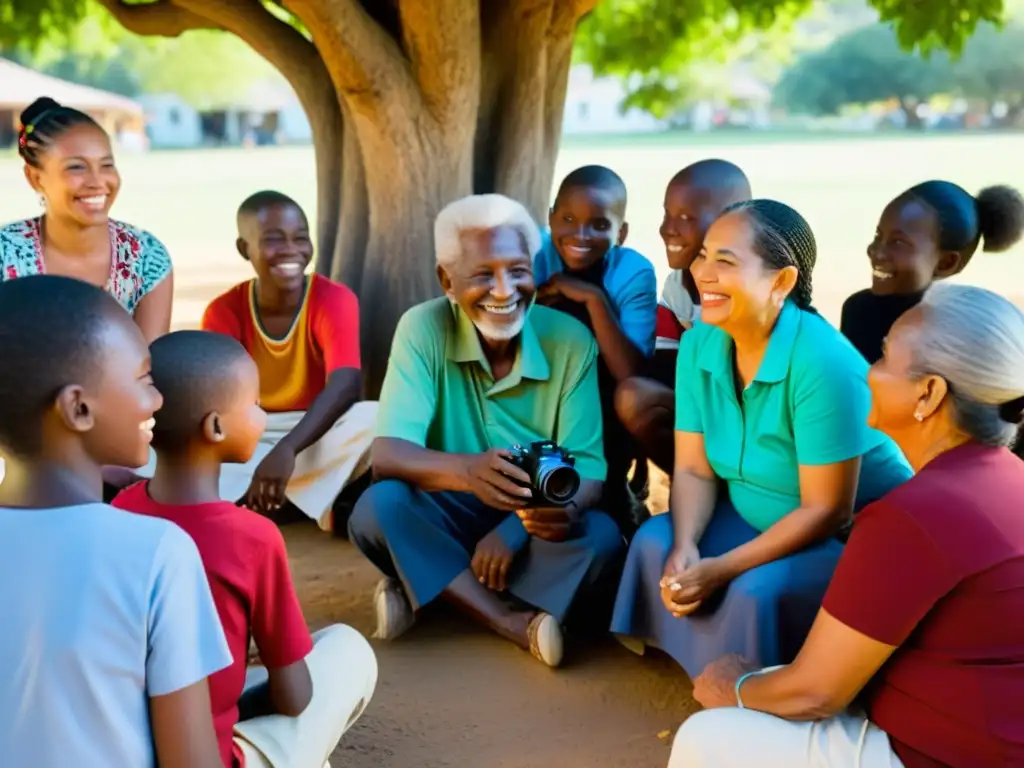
[0, 275, 230, 768]
[534, 165, 657, 533]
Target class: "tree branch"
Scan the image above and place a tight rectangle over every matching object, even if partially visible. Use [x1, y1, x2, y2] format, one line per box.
[285, 0, 418, 110]
[572, 0, 601, 17]
[95, 0, 221, 37]
[398, 0, 480, 121]
[172, 0, 319, 82]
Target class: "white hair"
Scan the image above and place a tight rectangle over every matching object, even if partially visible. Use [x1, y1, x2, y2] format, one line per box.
[912, 282, 1024, 446]
[434, 194, 542, 267]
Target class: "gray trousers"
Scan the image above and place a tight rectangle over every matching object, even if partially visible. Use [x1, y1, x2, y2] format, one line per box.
[348, 479, 625, 623]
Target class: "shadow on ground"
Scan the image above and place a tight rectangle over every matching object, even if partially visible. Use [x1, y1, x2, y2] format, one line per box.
[282, 518, 697, 768]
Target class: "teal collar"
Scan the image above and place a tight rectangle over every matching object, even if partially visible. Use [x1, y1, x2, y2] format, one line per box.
[447, 301, 550, 393]
[697, 300, 802, 384]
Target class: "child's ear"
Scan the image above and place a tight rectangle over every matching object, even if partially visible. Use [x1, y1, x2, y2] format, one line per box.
[235, 238, 251, 262]
[934, 250, 964, 278]
[201, 412, 226, 443]
[54, 385, 94, 433]
[617, 221, 629, 246]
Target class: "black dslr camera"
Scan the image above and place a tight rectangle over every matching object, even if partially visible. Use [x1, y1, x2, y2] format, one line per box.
[505, 440, 580, 507]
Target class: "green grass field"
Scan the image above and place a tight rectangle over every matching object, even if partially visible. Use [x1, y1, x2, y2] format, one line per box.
[3, 132, 1024, 328]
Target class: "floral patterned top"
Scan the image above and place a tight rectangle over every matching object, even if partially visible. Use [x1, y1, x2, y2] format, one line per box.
[0, 217, 172, 314]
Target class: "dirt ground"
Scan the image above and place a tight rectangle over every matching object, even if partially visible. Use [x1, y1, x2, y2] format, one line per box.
[289, 473, 702, 768]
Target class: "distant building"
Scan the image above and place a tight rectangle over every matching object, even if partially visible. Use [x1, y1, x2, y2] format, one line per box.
[562, 66, 666, 135]
[0, 59, 145, 150]
[138, 94, 202, 149]
[140, 79, 312, 149]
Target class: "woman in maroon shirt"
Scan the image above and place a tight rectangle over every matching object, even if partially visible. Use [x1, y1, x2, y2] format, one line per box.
[669, 282, 1024, 768]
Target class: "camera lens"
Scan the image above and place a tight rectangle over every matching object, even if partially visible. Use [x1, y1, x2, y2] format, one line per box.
[537, 464, 580, 505]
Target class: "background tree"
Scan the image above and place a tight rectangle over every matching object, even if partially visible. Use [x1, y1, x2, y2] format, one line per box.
[953, 22, 1024, 125]
[773, 23, 953, 126]
[0, 0, 1008, 394]
[3, 14, 278, 105]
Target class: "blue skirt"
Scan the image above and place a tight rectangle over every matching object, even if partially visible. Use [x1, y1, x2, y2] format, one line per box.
[609, 501, 843, 678]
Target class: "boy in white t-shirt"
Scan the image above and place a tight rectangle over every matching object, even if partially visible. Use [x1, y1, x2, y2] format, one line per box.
[0, 275, 231, 768]
[615, 160, 751, 473]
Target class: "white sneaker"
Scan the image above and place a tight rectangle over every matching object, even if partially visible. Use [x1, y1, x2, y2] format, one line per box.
[372, 577, 415, 640]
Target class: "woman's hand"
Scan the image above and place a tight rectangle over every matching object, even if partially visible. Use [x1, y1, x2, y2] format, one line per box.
[660, 540, 702, 616]
[664, 556, 731, 609]
[693, 654, 759, 709]
[663, 539, 701, 579]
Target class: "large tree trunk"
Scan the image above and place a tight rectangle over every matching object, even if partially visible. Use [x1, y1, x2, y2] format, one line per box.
[103, 0, 593, 397]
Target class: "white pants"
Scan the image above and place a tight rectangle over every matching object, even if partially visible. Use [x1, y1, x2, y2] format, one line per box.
[137, 402, 377, 532]
[234, 624, 377, 768]
[669, 707, 904, 768]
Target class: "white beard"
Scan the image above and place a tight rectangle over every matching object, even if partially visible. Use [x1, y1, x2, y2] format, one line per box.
[473, 310, 526, 341]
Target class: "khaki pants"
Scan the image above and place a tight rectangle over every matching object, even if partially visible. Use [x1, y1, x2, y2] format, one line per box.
[137, 402, 377, 531]
[669, 707, 904, 768]
[234, 624, 377, 768]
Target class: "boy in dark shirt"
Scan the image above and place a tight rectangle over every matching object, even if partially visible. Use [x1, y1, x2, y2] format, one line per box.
[114, 330, 377, 768]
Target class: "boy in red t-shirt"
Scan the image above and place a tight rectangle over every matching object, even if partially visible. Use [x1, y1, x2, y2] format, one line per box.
[114, 330, 377, 768]
[177, 190, 374, 531]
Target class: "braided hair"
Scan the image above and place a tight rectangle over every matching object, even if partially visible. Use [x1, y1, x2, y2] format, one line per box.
[724, 199, 817, 312]
[17, 97, 102, 169]
[899, 180, 1024, 268]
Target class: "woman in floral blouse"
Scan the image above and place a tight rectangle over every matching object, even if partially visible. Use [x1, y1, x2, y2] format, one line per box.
[1, 96, 173, 342]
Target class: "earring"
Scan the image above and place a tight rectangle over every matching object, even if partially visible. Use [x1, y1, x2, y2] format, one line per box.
[37, 193, 46, 210]
[914, 411, 924, 422]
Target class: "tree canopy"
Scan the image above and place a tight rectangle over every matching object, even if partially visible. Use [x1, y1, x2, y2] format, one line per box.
[774, 20, 1024, 121]
[773, 23, 953, 118]
[576, 0, 1006, 117]
[953, 22, 1024, 112]
[1, 5, 278, 105]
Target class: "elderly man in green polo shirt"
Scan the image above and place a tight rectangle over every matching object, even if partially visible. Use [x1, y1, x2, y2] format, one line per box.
[347, 193, 625, 667]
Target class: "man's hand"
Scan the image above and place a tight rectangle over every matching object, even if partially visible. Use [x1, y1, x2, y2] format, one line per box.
[693, 654, 759, 709]
[471, 529, 517, 591]
[516, 504, 575, 542]
[244, 442, 297, 515]
[462, 448, 534, 511]
[537, 274, 600, 306]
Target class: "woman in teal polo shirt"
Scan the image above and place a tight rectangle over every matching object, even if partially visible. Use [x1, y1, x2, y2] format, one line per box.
[610, 199, 912, 677]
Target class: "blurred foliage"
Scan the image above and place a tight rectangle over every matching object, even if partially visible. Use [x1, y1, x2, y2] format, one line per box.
[774, 24, 953, 116]
[0, 0, 94, 51]
[1, 0, 278, 107]
[952, 22, 1024, 107]
[775, 21, 1024, 117]
[575, 0, 1007, 117]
